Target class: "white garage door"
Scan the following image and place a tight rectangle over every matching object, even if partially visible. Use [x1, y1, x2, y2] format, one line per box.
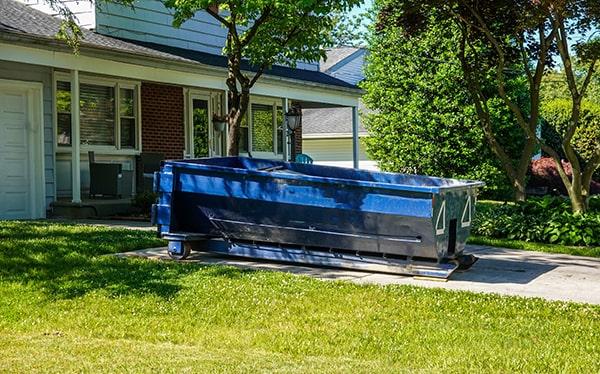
[0, 86, 35, 219]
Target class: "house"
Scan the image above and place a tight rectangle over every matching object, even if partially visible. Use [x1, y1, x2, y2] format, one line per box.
[0, 0, 362, 219]
[302, 46, 377, 170]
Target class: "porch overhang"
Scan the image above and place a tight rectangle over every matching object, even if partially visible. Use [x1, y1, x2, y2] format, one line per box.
[0, 33, 362, 107]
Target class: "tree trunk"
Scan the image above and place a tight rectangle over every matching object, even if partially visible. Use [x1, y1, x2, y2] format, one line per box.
[513, 178, 527, 202]
[567, 185, 587, 214]
[567, 165, 588, 213]
[226, 88, 250, 156]
[226, 110, 240, 156]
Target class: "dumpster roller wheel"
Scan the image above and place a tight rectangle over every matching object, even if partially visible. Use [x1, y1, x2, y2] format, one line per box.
[167, 242, 192, 260]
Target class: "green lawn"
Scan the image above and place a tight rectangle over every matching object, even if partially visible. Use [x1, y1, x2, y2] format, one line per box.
[468, 235, 600, 257]
[1, 221, 599, 372]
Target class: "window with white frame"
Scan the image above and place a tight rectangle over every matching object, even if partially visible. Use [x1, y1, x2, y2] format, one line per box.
[239, 99, 285, 156]
[55, 75, 140, 150]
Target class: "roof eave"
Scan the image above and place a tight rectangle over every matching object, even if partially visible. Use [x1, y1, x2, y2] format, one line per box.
[0, 30, 363, 96]
[302, 132, 369, 139]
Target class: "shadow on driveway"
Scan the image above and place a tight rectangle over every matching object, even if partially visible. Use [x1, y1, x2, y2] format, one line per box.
[117, 244, 600, 304]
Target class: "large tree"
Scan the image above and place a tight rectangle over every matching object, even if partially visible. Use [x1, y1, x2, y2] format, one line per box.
[380, 0, 600, 212]
[362, 8, 525, 199]
[164, 0, 361, 156]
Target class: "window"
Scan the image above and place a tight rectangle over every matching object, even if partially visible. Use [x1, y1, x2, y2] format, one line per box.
[252, 103, 274, 152]
[119, 88, 136, 148]
[80, 83, 115, 146]
[242, 100, 285, 156]
[55, 77, 139, 150]
[56, 81, 71, 146]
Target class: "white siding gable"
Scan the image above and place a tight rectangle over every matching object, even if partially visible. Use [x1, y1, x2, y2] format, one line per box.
[325, 49, 366, 86]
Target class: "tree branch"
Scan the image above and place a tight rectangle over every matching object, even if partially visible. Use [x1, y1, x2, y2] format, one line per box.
[539, 142, 574, 191]
[580, 59, 598, 99]
[456, 0, 533, 139]
[459, 30, 517, 181]
[205, 4, 231, 28]
[552, 16, 579, 100]
[518, 34, 534, 88]
[240, 6, 273, 47]
[248, 12, 308, 87]
[582, 148, 600, 194]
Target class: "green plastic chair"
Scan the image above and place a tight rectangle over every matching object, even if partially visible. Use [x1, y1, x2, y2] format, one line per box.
[295, 153, 313, 164]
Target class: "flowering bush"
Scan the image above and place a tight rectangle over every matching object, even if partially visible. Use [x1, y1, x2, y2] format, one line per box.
[527, 157, 600, 195]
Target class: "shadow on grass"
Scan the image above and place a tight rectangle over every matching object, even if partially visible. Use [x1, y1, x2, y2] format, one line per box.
[0, 221, 253, 300]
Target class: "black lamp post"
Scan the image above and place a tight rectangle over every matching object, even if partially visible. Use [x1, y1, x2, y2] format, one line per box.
[285, 108, 301, 161]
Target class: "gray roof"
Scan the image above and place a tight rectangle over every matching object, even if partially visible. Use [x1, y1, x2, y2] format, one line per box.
[302, 100, 368, 135]
[0, 0, 186, 62]
[0, 0, 358, 90]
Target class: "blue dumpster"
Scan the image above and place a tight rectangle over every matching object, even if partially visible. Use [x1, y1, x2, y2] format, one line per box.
[152, 157, 484, 278]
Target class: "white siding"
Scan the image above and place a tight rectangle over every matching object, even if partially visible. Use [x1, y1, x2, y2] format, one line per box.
[96, 0, 319, 71]
[19, 0, 96, 29]
[0, 61, 55, 210]
[326, 49, 366, 86]
[302, 137, 378, 170]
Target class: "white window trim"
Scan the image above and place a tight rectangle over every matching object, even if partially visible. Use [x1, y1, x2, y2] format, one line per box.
[52, 71, 142, 154]
[186, 89, 212, 158]
[185, 89, 229, 158]
[243, 95, 285, 159]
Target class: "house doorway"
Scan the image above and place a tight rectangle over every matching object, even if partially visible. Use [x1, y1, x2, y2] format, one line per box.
[0, 79, 45, 219]
[189, 92, 225, 158]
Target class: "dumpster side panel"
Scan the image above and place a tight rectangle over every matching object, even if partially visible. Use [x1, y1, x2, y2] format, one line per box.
[165, 167, 439, 258]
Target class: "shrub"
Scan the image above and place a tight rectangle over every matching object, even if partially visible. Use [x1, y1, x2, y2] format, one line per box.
[133, 191, 158, 216]
[541, 99, 600, 162]
[528, 157, 600, 195]
[473, 196, 600, 246]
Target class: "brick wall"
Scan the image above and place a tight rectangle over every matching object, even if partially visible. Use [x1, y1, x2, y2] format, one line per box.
[290, 106, 302, 160]
[141, 83, 185, 160]
[294, 124, 303, 155]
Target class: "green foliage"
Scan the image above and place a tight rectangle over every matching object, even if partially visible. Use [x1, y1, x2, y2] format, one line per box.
[362, 8, 523, 199]
[473, 196, 600, 246]
[193, 107, 210, 157]
[159, 0, 360, 154]
[542, 99, 600, 163]
[163, 0, 360, 69]
[331, 9, 373, 47]
[541, 65, 600, 104]
[251, 105, 274, 152]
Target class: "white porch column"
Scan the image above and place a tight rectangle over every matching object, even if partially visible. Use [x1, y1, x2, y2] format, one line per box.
[282, 98, 289, 161]
[352, 105, 360, 169]
[224, 89, 229, 156]
[70, 70, 81, 203]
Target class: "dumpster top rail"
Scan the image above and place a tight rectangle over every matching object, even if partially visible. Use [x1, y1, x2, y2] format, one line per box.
[163, 157, 484, 194]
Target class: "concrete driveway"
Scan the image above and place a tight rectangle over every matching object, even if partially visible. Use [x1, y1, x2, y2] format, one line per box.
[117, 244, 600, 305]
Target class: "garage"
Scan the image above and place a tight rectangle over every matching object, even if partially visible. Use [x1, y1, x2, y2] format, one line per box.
[0, 80, 45, 219]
